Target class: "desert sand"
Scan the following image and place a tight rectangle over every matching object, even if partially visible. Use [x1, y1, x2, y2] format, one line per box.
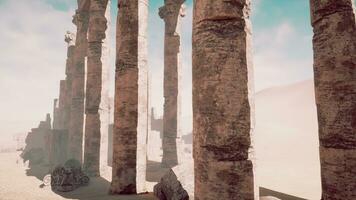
[0, 152, 157, 200]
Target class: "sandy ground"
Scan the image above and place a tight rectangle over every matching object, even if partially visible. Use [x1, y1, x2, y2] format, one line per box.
[0, 152, 157, 200]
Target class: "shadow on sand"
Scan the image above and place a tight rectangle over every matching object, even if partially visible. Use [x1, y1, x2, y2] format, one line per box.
[24, 164, 156, 200]
[25, 163, 50, 182]
[260, 187, 307, 200]
[24, 161, 304, 200]
[51, 177, 156, 200]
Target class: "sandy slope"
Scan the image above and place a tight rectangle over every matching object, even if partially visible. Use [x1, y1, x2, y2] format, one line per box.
[255, 79, 321, 200]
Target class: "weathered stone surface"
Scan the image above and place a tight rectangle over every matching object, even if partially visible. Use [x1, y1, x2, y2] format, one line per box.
[319, 147, 356, 200]
[153, 169, 189, 200]
[310, 0, 356, 149]
[160, 0, 185, 168]
[110, 0, 149, 194]
[192, 0, 255, 199]
[68, 1, 90, 163]
[83, 0, 109, 177]
[310, 0, 356, 199]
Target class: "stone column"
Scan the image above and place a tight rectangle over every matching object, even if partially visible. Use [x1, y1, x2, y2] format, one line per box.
[310, 1, 356, 199]
[99, 0, 111, 178]
[57, 79, 67, 130]
[192, 0, 255, 199]
[110, 0, 149, 194]
[63, 33, 76, 132]
[83, 0, 109, 177]
[159, 0, 185, 168]
[69, 3, 90, 163]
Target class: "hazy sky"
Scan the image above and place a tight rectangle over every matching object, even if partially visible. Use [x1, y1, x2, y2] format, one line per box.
[2, 0, 350, 144]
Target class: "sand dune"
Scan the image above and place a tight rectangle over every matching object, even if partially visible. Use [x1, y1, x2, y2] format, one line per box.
[255, 79, 321, 200]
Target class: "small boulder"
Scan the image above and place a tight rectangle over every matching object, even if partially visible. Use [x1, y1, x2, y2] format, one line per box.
[153, 169, 189, 200]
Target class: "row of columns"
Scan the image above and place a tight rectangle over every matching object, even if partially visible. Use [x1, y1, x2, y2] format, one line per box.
[53, 0, 355, 199]
[110, 0, 355, 199]
[53, 0, 111, 177]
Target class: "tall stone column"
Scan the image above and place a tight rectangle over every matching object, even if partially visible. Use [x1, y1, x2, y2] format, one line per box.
[99, 0, 111, 178]
[310, 1, 356, 199]
[69, 2, 90, 163]
[110, 0, 149, 194]
[159, 0, 185, 168]
[63, 33, 76, 132]
[192, 0, 255, 199]
[83, 0, 109, 177]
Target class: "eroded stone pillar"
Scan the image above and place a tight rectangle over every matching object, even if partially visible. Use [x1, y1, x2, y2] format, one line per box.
[159, 0, 185, 168]
[110, 0, 149, 194]
[193, 0, 255, 199]
[83, 0, 109, 177]
[69, 2, 89, 163]
[310, 1, 356, 199]
[63, 33, 76, 132]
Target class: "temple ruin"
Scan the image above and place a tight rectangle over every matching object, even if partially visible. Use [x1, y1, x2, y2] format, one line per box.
[24, 0, 355, 199]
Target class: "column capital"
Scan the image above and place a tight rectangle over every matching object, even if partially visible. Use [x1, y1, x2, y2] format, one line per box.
[159, 2, 186, 35]
[159, 1, 186, 20]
